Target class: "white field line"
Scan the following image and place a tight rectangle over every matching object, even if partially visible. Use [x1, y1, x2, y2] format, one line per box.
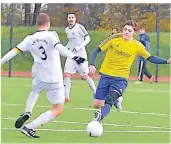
[1, 127, 170, 133]
[1, 102, 171, 117]
[2, 117, 171, 130]
[2, 83, 170, 93]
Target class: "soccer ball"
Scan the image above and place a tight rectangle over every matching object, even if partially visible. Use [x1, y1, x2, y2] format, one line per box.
[86, 121, 103, 137]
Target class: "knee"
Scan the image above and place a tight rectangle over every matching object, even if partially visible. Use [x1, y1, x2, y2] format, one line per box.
[30, 90, 39, 96]
[110, 91, 120, 99]
[51, 104, 64, 117]
[81, 75, 88, 80]
[105, 91, 120, 107]
[64, 73, 71, 78]
[93, 99, 104, 109]
[94, 104, 102, 109]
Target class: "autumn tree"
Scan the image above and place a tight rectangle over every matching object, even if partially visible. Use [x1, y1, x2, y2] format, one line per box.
[98, 4, 170, 32]
[83, 4, 105, 30]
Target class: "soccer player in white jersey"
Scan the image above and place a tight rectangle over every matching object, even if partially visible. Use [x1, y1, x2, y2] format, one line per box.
[1, 13, 85, 138]
[64, 13, 96, 102]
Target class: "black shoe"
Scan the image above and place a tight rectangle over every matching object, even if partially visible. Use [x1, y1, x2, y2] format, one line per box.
[93, 109, 101, 122]
[21, 126, 40, 138]
[15, 112, 31, 129]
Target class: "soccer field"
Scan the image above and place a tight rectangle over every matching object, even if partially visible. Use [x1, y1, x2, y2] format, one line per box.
[1, 77, 170, 143]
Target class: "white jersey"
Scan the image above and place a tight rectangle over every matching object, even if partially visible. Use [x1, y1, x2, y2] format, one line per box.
[65, 23, 89, 59]
[16, 30, 63, 83]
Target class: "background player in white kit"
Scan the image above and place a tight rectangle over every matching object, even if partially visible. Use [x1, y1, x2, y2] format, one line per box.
[64, 13, 96, 102]
[1, 13, 85, 138]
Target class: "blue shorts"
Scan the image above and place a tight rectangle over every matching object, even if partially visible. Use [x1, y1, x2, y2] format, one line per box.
[95, 74, 128, 100]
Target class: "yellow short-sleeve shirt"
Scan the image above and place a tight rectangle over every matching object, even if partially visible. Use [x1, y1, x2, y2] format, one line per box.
[99, 34, 151, 80]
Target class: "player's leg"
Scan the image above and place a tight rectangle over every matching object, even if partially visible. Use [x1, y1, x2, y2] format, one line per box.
[138, 60, 144, 81]
[22, 104, 63, 138]
[81, 75, 96, 95]
[92, 75, 110, 121]
[78, 61, 96, 95]
[15, 78, 42, 129]
[96, 91, 120, 121]
[144, 63, 154, 84]
[21, 83, 65, 138]
[94, 78, 127, 122]
[113, 96, 123, 112]
[64, 73, 72, 102]
[15, 91, 39, 129]
[25, 91, 39, 114]
[64, 58, 76, 102]
[112, 79, 127, 112]
[136, 60, 145, 83]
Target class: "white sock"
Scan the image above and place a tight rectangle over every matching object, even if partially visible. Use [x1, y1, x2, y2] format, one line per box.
[64, 77, 71, 98]
[85, 76, 96, 94]
[25, 91, 39, 114]
[25, 110, 55, 129]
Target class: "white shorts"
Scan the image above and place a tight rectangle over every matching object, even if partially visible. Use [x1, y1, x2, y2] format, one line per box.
[64, 58, 89, 76]
[32, 78, 65, 104]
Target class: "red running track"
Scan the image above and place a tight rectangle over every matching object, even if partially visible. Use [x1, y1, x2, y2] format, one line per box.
[1, 71, 170, 82]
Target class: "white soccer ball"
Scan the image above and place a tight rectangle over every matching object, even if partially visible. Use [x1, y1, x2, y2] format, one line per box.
[86, 121, 103, 137]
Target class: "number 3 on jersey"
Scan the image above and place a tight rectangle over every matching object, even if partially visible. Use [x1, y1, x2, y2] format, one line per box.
[39, 46, 47, 60]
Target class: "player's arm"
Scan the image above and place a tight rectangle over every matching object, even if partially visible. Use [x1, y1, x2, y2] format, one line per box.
[51, 31, 74, 58]
[137, 43, 170, 64]
[80, 25, 90, 47]
[147, 56, 169, 64]
[1, 35, 30, 65]
[55, 43, 86, 64]
[90, 36, 113, 66]
[1, 48, 21, 65]
[51, 32, 85, 64]
[74, 25, 90, 51]
[55, 43, 74, 59]
[74, 35, 90, 52]
[89, 38, 113, 74]
[80, 35, 90, 47]
[89, 47, 101, 74]
[90, 47, 101, 66]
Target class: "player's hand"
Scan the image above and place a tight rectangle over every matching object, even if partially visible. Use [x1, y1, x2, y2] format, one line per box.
[167, 58, 171, 64]
[72, 46, 81, 52]
[73, 56, 85, 64]
[89, 65, 96, 74]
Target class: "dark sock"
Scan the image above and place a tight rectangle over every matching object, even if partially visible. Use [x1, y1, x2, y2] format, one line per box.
[100, 104, 111, 121]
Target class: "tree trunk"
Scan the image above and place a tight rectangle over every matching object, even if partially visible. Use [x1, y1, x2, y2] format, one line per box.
[125, 4, 131, 20]
[63, 4, 69, 27]
[32, 3, 41, 25]
[24, 3, 31, 26]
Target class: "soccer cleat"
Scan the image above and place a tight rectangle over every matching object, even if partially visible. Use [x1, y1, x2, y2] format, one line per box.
[149, 76, 155, 84]
[15, 112, 31, 129]
[21, 126, 40, 138]
[93, 109, 101, 122]
[113, 97, 123, 112]
[65, 97, 70, 102]
[134, 81, 143, 84]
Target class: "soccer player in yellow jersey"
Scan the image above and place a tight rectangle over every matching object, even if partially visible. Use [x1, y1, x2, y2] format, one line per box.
[89, 20, 171, 122]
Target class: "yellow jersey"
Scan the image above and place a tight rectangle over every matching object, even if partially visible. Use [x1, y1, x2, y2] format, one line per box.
[99, 34, 151, 80]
